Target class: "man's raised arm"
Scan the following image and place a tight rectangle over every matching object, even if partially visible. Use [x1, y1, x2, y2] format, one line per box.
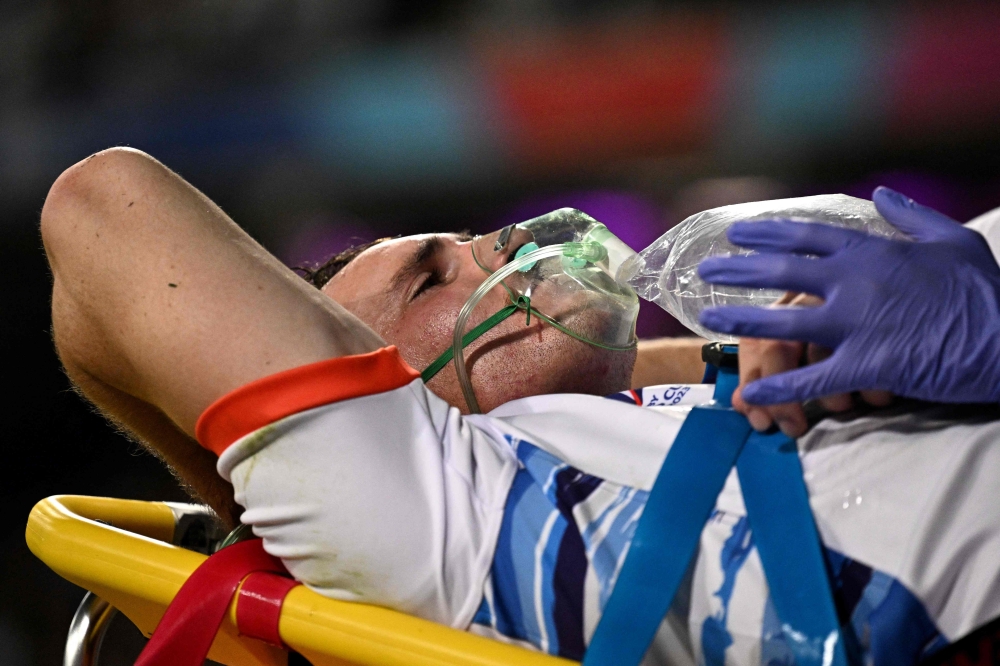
[42, 148, 384, 524]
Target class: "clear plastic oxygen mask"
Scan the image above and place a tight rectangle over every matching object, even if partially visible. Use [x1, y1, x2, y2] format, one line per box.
[424, 209, 639, 414]
[618, 194, 908, 341]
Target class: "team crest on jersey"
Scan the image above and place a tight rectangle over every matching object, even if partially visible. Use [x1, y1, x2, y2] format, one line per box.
[606, 384, 711, 407]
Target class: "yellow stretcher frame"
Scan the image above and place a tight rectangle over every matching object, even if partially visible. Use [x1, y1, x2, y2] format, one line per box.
[27, 495, 576, 666]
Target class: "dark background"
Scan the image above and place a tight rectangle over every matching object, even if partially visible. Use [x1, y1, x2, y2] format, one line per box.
[3, 1, 1000, 663]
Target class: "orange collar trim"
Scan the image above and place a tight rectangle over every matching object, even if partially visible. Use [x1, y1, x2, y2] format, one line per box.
[195, 346, 420, 456]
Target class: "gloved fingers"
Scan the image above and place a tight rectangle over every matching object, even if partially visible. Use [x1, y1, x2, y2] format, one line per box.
[699, 304, 839, 348]
[698, 253, 829, 296]
[873, 186, 961, 242]
[726, 219, 868, 257]
[740, 357, 854, 406]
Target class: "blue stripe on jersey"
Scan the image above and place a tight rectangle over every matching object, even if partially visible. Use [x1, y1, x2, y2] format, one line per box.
[759, 545, 946, 664]
[484, 451, 565, 650]
[552, 467, 600, 658]
[827, 549, 946, 665]
[537, 508, 568, 654]
[583, 487, 647, 609]
[702, 515, 755, 666]
[472, 437, 649, 659]
[474, 438, 610, 659]
[473, 435, 947, 665]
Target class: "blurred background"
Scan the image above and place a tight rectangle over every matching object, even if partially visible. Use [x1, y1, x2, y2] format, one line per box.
[2, 0, 1000, 663]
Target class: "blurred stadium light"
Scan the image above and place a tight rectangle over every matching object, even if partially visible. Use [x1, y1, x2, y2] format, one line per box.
[886, 3, 1000, 138]
[3, 3, 1000, 206]
[719, 6, 882, 160]
[300, 43, 502, 188]
[478, 14, 726, 170]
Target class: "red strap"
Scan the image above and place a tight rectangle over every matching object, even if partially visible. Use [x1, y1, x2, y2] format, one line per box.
[236, 572, 301, 647]
[135, 539, 291, 666]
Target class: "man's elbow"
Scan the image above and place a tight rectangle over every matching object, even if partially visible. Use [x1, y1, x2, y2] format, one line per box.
[41, 147, 163, 265]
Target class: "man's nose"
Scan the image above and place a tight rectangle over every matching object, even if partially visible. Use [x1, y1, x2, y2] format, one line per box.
[471, 226, 534, 273]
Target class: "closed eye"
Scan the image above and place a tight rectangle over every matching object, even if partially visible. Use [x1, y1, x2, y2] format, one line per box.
[411, 270, 442, 300]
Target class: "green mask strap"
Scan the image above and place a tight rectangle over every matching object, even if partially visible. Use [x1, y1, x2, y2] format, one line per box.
[420, 297, 532, 384]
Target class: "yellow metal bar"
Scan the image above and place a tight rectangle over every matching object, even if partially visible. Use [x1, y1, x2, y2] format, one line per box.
[27, 496, 289, 666]
[59, 495, 176, 542]
[27, 495, 576, 666]
[278, 585, 575, 666]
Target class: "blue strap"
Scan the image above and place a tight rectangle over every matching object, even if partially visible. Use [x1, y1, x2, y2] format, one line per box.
[582, 404, 752, 665]
[584, 367, 850, 665]
[737, 430, 849, 666]
[713, 366, 740, 408]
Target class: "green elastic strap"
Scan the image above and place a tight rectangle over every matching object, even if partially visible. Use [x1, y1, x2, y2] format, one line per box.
[420, 297, 532, 384]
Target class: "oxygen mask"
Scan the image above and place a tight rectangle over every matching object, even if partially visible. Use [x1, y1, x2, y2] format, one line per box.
[421, 208, 640, 413]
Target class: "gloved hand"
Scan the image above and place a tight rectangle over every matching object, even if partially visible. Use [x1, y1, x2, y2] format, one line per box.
[697, 186, 1000, 405]
[727, 291, 892, 437]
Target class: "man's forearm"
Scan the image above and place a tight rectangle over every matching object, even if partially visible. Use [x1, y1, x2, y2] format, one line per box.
[43, 148, 386, 520]
[43, 148, 385, 436]
[632, 337, 706, 386]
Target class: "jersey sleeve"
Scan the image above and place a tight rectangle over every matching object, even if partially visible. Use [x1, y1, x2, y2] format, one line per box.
[195, 347, 519, 628]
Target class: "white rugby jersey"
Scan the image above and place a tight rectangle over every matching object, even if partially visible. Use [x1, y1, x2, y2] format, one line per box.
[195, 348, 1000, 665]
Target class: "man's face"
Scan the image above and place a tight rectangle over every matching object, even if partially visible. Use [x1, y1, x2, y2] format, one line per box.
[323, 228, 636, 412]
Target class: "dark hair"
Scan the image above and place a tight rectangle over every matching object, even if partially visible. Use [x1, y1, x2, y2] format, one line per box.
[295, 237, 392, 289]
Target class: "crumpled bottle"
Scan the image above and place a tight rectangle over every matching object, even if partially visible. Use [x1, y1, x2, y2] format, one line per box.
[617, 194, 907, 341]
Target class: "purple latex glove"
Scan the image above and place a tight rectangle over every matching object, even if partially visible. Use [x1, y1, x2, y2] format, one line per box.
[697, 186, 1000, 405]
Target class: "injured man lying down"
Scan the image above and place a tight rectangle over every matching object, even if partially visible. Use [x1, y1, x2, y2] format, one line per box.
[45, 148, 1000, 665]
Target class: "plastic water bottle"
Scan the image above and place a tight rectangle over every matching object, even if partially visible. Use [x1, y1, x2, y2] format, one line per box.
[617, 194, 907, 341]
